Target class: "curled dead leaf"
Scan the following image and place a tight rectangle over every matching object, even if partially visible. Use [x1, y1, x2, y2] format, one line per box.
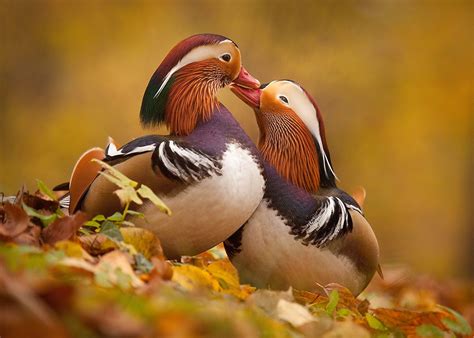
[41, 212, 88, 245]
[22, 192, 59, 212]
[0, 203, 29, 239]
[0, 203, 41, 246]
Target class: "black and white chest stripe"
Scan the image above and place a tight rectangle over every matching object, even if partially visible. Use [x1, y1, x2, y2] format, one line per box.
[290, 197, 362, 248]
[105, 135, 222, 183]
[152, 141, 222, 183]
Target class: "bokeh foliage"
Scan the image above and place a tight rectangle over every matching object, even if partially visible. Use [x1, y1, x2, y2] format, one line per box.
[1, 0, 472, 277]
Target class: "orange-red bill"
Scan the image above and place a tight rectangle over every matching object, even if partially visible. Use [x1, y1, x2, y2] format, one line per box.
[232, 66, 260, 89]
[230, 85, 261, 109]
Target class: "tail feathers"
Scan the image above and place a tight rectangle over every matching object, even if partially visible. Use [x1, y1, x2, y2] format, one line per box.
[53, 182, 70, 191]
[59, 194, 71, 210]
[69, 147, 105, 213]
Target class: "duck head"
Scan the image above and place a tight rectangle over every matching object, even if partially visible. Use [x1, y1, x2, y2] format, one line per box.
[140, 34, 260, 135]
[231, 80, 337, 192]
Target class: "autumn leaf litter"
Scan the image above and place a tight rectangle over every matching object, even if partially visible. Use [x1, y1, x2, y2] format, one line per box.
[0, 172, 472, 337]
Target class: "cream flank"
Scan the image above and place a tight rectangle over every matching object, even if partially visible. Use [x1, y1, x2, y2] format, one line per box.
[232, 199, 368, 294]
[132, 143, 264, 259]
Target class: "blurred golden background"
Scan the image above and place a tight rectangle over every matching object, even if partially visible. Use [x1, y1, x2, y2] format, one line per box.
[1, 1, 472, 278]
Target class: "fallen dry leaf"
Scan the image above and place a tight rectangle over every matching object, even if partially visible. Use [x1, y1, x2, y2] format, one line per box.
[172, 264, 220, 292]
[0, 202, 41, 246]
[22, 192, 59, 212]
[41, 212, 88, 245]
[0, 203, 29, 239]
[120, 227, 164, 259]
[371, 308, 448, 336]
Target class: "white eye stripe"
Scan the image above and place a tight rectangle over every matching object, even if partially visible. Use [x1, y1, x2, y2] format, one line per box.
[276, 82, 338, 180]
[154, 44, 226, 99]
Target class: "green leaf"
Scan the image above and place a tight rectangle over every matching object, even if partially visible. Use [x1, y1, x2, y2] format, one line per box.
[79, 228, 93, 236]
[36, 179, 57, 200]
[439, 305, 472, 335]
[114, 186, 143, 206]
[136, 184, 171, 215]
[100, 221, 124, 242]
[337, 308, 353, 317]
[91, 214, 106, 222]
[22, 202, 58, 227]
[84, 220, 101, 228]
[366, 313, 387, 331]
[107, 212, 124, 222]
[125, 210, 145, 218]
[416, 324, 444, 337]
[92, 159, 138, 188]
[325, 289, 339, 315]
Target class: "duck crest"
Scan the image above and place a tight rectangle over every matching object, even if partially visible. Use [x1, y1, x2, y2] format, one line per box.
[140, 33, 229, 132]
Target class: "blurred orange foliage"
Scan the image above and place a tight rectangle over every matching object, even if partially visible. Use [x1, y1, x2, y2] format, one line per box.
[1, 1, 472, 277]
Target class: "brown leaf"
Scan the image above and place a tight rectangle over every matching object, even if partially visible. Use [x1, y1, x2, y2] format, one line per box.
[371, 308, 448, 336]
[14, 225, 42, 246]
[22, 192, 59, 212]
[150, 257, 173, 281]
[138, 257, 173, 293]
[0, 203, 29, 239]
[78, 233, 117, 256]
[41, 212, 88, 245]
[293, 289, 326, 305]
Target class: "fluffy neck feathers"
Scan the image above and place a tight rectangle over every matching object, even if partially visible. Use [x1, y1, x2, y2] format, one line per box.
[141, 60, 220, 136]
[258, 112, 322, 193]
[165, 61, 220, 135]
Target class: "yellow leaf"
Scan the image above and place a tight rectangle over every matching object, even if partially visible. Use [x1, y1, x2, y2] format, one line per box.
[206, 260, 240, 289]
[55, 240, 94, 262]
[172, 265, 221, 292]
[136, 185, 171, 215]
[114, 186, 142, 206]
[205, 260, 254, 300]
[120, 227, 164, 259]
[92, 159, 138, 188]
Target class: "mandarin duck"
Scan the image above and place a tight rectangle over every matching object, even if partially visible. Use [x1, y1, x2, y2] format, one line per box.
[59, 34, 265, 259]
[226, 80, 380, 295]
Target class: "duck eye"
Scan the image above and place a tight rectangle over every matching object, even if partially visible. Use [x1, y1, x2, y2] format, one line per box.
[220, 53, 231, 62]
[279, 95, 289, 104]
